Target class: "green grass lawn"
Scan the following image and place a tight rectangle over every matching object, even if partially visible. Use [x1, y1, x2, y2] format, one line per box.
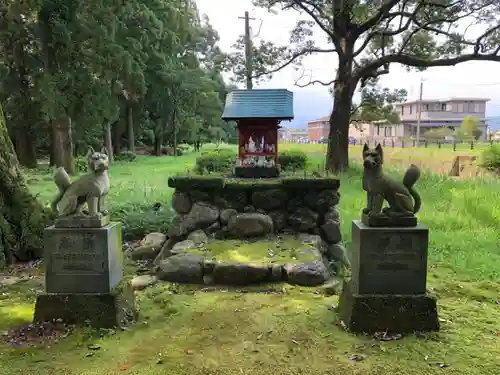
[280, 142, 487, 175]
[1, 145, 500, 374]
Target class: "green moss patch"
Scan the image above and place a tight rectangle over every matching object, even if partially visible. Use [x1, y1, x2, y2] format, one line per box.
[280, 176, 340, 190]
[168, 176, 225, 190]
[191, 236, 320, 265]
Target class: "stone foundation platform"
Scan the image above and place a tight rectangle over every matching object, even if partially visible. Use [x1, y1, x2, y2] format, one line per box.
[155, 234, 337, 286]
[33, 283, 137, 328]
[338, 281, 439, 334]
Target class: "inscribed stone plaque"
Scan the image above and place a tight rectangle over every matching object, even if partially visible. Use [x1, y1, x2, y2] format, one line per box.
[350, 220, 429, 295]
[44, 222, 123, 294]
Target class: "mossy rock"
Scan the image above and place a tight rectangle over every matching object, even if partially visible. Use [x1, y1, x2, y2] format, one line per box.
[281, 177, 340, 190]
[224, 178, 283, 191]
[168, 176, 225, 191]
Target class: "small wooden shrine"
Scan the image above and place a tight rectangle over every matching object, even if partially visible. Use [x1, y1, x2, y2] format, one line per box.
[221, 89, 294, 178]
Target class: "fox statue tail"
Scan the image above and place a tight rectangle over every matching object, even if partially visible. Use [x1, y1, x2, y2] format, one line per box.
[402, 164, 421, 214]
[51, 167, 71, 214]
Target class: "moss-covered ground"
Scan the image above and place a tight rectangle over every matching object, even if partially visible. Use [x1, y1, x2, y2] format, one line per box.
[188, 236, 320, 265]
[1, 144, 499, 374]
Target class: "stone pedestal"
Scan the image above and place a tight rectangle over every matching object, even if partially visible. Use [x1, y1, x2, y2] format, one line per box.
[33, 282, 136, 328]
[338, 220, 439, 333]
[34, 221, 137, 328]
[338, 281, 439, 333]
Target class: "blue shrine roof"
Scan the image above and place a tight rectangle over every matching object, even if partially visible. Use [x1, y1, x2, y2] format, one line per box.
[221, 89, 294, 120]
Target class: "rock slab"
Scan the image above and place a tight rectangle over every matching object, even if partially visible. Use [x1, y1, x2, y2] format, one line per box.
[171, 240, 197, 253]
[168, 203, 219, 238]
[213, 263, 270, 285]
[284, 260, 330, 286]
[172, 192, 192, 214]
[131, 232, 167, 260]
[156, 253, 204, 283]
[187, 229, 208, 244]
[227, 213, 274, 238]
[131, 275, 158, 291]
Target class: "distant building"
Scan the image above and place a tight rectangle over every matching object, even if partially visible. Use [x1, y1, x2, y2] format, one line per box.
[307, 97, 490, 143]
[394, 97, 489, 140]
[279, 127, 308, 142]
[307, 116, 330, 142]
[307, 116, 375, 142]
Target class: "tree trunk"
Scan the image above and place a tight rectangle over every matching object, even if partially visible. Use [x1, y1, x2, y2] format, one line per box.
[0, 105, 50, 267]
[172, 108, 177, 157]
[51, 116, 74, 174]
[326, 85, 354, 172]
[326, 46, 357, 173]
[126, 103, 135, 152]
[13, 31, 38, 169]
[49, 122, 56, 166]
[103, 123, 114, 162]
[153, 118, 163, 156]
[14, 130, 38, 168]
[111, 120, 123, 155]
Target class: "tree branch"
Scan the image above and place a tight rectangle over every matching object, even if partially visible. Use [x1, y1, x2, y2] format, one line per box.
[353, 12, 413, 58]
[350, 104, 361, 118]
[354, 0, 479, 58]
[354, 0, 405, 36]
[251, 47, 336, 79]
[286, 0, 341, 53]
[353, 0, 500, 80]
[293, 67, 336, 87]
[295, 78, 336, 88]
[356, 51, 500, 81]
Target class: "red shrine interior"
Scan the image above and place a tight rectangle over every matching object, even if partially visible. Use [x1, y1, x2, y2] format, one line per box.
[237, 119, 280, 163]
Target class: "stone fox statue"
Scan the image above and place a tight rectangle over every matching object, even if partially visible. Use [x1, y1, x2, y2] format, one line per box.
[51, 147, 110, 217]
[362, 143, 421, 217]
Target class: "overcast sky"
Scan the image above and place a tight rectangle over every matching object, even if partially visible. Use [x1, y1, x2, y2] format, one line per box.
[195, 0, 500, 116]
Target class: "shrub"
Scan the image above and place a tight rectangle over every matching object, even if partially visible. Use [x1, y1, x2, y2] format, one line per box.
[195, 148, 236, 174]
[480, 144, 500, 173]
[110, 203, 174, 240]
[115, 150, 137, 162]
[74, 157, 89, 173]
[278, 150, 308, 171]
[155, 146, 183, 156]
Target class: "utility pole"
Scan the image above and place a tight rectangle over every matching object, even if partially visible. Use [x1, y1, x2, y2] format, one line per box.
[415, 78, 423, 146]
[238, 11, 256, 89]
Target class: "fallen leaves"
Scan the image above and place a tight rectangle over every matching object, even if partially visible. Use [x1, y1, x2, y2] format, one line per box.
[348, 354, 364, 362]
[1, 320, 75, 348]
[429, 362, 451, 368]
[373, 332, 404, 341]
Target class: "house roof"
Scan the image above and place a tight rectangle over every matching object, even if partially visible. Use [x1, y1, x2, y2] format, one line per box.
[221, 89, 294, 120]
[308, 116, 330, 123]
[395, 97, 490, 106]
